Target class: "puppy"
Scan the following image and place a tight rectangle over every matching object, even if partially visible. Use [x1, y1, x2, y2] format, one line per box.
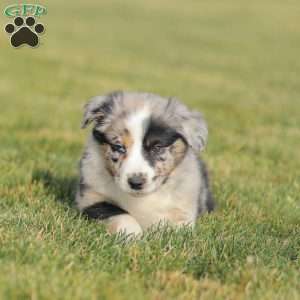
[76, 91, 214, 235]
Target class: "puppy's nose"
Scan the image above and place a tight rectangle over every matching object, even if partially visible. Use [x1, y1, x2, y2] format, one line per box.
[128, 174, 146, 190]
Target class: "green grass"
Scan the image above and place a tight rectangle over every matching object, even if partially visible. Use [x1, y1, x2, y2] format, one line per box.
[1, 0, 300, 299]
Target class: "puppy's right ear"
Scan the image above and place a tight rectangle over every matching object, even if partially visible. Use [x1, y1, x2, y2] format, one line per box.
[81, 95, 114, 129]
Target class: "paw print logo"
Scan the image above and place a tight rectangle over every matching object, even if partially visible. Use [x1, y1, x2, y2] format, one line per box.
[4, 16, 45, 48]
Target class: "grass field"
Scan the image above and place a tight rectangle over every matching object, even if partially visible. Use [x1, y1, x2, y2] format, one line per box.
[1, 0, 300, 299]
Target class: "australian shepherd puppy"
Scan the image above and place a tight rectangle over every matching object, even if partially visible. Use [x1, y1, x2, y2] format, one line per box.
[76, 91, 214, 235]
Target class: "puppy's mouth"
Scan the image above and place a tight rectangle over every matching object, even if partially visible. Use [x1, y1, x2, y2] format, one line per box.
[124, 185, 158, 197]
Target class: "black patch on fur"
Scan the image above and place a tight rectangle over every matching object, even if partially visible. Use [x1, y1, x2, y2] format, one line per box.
[93, 101, 113, 126]
[93, 99, 112, 115]
[198, 159, 215, 213]
[93, 129, 109, 144]
[143, 118, 186, 166]
[82, 202, 127, 220]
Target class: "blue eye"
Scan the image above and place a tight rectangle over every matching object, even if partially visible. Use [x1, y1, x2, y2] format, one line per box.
[111, 144, 126, 154]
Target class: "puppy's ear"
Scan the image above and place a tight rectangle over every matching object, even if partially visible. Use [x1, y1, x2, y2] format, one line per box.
[181, 111, 208, 152]
[165, 98, 208, 152]
[81, 92, 120, 129]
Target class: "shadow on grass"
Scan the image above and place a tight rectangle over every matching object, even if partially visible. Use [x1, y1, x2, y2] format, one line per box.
[32, 169, 78, 207]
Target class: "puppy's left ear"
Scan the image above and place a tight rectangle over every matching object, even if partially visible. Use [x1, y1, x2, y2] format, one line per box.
[181, 111, 208, 152]
[81, 96, 107, 128]
[81, 90, 123, 129]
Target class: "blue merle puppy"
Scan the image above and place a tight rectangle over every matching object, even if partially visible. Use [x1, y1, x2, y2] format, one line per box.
[76, 91, 214, 235]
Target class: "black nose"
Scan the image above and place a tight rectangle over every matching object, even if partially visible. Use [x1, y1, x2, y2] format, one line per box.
[128, 175, 145, 190]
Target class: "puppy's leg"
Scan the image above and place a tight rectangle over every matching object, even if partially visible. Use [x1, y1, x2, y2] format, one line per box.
[76, 190, 142, 236]
[105, 214, 143, 236]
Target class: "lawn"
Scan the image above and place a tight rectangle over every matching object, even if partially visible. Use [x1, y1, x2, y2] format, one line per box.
[0, 0, 299, 299]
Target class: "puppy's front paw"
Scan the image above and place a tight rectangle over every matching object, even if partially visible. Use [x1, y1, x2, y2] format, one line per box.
[106, 214, 143, 236]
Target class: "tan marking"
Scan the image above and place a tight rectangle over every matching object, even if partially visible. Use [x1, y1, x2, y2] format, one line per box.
[83, 191, 107, 204]
[98, 124, 133, 178]
[155, 139, 188, 178]
[168, 208, 189, 224]
[121, 128, 133, 151]
[76, 191, 108, 211]
[171, 139, 188, 164]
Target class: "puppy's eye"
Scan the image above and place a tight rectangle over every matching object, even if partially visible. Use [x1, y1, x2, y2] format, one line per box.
[111, 144, 126, 154]
[150, 143, 163, 153]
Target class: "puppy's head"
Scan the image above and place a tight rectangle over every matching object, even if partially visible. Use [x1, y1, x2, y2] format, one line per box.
[82, 91, 208, 196]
